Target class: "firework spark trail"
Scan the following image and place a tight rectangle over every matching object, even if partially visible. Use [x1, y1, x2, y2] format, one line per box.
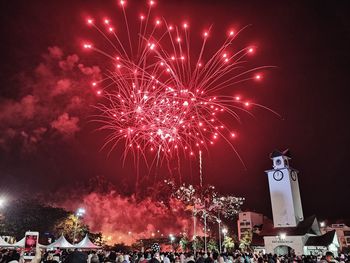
[82, 1, 280, 174]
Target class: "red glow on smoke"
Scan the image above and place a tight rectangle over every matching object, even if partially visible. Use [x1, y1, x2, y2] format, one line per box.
[59, 192, 204, 245]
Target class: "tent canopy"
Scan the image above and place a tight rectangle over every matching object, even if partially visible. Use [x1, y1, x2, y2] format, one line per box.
[75, 235, 100, 249]
[10, 237, 46, 248]
[0, 236, 11, 247]
[47, 235, 73, 249]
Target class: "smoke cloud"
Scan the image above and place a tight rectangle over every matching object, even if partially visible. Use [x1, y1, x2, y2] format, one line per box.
[0, 46, 101, 152]
[59, 191, 202, 245]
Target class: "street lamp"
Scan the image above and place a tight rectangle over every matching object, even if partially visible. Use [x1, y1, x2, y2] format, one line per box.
[217, 217, 222, 253]
[222, 228, 228, 252]
[279, 233, 286, 240]
[73, 207, 85, 244]
[320, 221, 326, 228]
[0, 197, 6, 208]
[169, 234, 175, 251]
[76, 208, 85, 217]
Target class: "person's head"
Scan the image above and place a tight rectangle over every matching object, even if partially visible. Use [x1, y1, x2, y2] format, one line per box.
[64, 251, 88, 263]
[11, 251, 20, 262]
[108, 251, 117, 261]
[47, 253, 54, 261]
[325, 251, 334, 262]
[91, 255, 100, 263]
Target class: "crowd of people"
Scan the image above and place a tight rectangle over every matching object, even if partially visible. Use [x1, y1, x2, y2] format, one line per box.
[1, 248, 349, 263]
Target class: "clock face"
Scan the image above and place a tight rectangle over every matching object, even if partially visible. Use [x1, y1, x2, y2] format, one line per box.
[273, 170, 284, 181]
[275, 159, 282, 166]
[291, 171, 297, 181]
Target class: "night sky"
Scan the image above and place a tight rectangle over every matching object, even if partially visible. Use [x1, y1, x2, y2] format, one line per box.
[1, 0, 350, 222]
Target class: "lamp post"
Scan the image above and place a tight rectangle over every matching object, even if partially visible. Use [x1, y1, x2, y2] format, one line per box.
[217, 215, 222, 253]
[169, 234, 175, 252]
[0, 197, 6, 233]
[0, 197, 6, 208]
[279, 233, 286, 240]
[72, 208, 85, 244]
[222, 228, 228, 253]
[203, 210, 208, 255]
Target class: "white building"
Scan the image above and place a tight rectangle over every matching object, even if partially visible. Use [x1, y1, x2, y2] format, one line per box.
[237, 211, 264, 240]
[261, 150, 340, 256]
[321, 223, 350, 252]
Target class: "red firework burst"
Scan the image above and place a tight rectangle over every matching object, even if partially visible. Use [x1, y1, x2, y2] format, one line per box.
[82, 0, 279, 167]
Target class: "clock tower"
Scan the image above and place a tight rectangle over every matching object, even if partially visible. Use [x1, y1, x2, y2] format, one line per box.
[265, 149, 304, 228]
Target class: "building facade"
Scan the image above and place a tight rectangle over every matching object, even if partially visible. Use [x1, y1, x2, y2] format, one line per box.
[237, 211, 264, 240]
[321, 223, 350, 252]
[261, 150, 339, 256]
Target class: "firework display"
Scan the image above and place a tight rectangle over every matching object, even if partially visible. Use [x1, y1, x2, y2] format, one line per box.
[174, 183, 243, 220]
[83, 0, 277, 167]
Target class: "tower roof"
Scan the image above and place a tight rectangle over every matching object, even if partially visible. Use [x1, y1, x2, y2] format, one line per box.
[270, 149, 291, 159]
[260, 215, 321, 236]
[305, 230, 337, 246]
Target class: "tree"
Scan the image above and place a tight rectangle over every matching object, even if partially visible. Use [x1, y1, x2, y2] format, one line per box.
[0, 199, 68, 240]
[131, 240, 143, 251]
[207, 238, 218, 253]
[179, 236, 190, 252]
[53, 214, 89, 243]
[89, 232, 105, 246]
[171, 239, 180, 252]
[239, 230, 252, 252]
[223, 236, 235, 252]
[191, 236, 203, 252]
[111, 243, 131, 253]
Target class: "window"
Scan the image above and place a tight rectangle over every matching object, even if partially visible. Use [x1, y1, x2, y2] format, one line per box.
[240, 228, 251, 233]
[343, 231, 350, 236]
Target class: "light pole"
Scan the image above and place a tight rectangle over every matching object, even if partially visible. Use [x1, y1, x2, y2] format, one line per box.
[0, 197, 6, 208]
[169, 234, 175, 252]
[193, 208, 197, 256]
[203, 210, 207, 255]
[72, 208, 85, 244]
[217, 215, 222, 253]
[0, 197, 6, 234]
[222, 228, 228, 253]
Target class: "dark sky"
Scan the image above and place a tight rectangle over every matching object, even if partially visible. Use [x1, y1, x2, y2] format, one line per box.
[1, 0, 349, 221]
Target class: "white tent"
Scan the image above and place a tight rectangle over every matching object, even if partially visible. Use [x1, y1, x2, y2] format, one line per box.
[0, 236, 11, 247]
[46, 235, 74, 249]
[75, 235, 100, 249]
[10, 237, 46, 248]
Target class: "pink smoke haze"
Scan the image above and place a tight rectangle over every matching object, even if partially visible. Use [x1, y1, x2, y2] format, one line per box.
[51, 113, 80, 137]
[59, 191, 204, 245]
[0, 46, 101, 152]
